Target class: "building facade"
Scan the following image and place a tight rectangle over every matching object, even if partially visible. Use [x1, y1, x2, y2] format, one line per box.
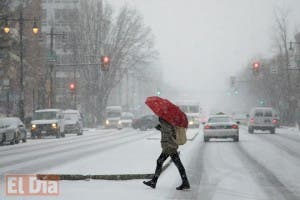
[41, 0, 79, 109]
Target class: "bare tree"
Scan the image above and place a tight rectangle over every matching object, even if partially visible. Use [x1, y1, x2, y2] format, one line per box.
[69, 0, 157, 125]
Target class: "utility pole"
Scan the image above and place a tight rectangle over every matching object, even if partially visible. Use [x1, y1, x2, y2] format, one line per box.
[46, 27, 65, 108]
[19, 8, 25, 121]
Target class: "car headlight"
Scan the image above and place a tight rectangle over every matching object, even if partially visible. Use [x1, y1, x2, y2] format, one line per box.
[118, 120, 122, 125]
[189, 121, 194, 125]
[52, 123, 57, 128]
[106, 120, 109, 125]
[31, 124, 36, 129]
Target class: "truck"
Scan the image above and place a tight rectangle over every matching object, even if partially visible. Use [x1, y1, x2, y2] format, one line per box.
[30, 109, 65, 138]
[104, 106, 123, 129]
[176, 101, 202, 128]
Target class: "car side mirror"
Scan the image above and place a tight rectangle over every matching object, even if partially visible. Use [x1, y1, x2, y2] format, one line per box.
[18, 124, 24, 128]
[236, 121, 240, 125]
[202, 122, 206, 125]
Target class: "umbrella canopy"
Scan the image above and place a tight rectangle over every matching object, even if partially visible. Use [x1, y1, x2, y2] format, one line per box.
[145, 96, 188, 128]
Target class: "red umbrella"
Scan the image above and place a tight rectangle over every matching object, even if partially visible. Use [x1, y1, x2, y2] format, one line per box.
[145, 96, 188, 128]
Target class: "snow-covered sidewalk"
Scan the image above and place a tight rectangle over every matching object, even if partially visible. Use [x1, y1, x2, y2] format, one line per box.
[30, 129, 200, 200]
[39, 129, 199, 175]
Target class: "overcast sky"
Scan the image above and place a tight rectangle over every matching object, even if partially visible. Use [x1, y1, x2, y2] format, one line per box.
[110, 0, 300, 109]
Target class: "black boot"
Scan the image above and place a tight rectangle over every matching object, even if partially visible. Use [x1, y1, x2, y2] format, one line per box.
[176, 179, 190, 190]
[143, 153, 168, 189]
[143, 179, 157, 189]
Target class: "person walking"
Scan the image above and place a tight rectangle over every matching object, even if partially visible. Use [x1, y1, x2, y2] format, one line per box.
[143, 117, 190, 190]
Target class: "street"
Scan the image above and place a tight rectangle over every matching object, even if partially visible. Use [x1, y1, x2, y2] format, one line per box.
[1, 126, 300, 199]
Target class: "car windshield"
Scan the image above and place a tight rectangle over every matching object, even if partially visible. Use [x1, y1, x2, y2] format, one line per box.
[33, 111, 57, 120]
[208, 117, 231, 123]
[264, 111, 273, 117]
[107, 112, 121, 118]
[255, 111, 264, 117]
[121, 116, 132, 120]
[64, 113, 78, 121]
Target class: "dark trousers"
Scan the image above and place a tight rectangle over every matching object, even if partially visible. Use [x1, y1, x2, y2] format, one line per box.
[152, 152, 188, 182]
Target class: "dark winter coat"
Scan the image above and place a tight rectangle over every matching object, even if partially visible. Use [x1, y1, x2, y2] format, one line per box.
[156, 118, 178, 155]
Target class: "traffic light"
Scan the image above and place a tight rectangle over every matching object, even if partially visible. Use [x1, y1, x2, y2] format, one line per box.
[252, 61, 260, 74]
[101, 56, 110, 71]
[69, 83, 75, 91]
[156, 89, 161, 96]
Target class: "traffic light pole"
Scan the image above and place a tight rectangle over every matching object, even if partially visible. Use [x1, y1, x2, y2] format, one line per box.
[19, 9, 25, 122]
[45, 27, 65, 108]
[50, 28, 54, 108]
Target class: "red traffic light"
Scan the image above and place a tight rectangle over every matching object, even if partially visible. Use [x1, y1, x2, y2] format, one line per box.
[101, 56, 111, 71]
[69, 83, 75, 90]
[252, 61, 260, 70]
[102, 56, 110, 64]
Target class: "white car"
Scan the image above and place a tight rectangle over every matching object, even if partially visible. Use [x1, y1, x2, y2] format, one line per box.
[63, 110, 83, 135]
[203, 115, 239, 142]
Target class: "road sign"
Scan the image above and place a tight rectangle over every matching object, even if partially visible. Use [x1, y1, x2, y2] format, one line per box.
[48, 52, 57, 62]
[270, 65, 278, 74]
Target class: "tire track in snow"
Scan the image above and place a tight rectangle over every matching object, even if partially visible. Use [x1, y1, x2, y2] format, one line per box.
[235, 143, 299, 200]
[0, 130, 149, 173]
[0, 129, 116, 153]
[272, 132, 300, 144]
[0, 131, 154, 178]
[254, 134, 300, 165]
[0, 129, 129, 157]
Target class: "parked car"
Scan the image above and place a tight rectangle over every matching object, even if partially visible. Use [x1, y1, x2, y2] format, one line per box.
[63, 110, 83, 136]
[31, 109, 65, 138]
[0, 117, 27, 145]
[120, 112, 134, 127]
[203, 115, 239, 142]
[132, 115, 159, 131]
[248, 107, 277, 134]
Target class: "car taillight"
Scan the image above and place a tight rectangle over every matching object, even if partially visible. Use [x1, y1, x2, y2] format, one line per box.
[231, 124, 238, 129]
[272, 119, 277, 124]
[204, 125, 211, 129]
[250, 118, 254, 123]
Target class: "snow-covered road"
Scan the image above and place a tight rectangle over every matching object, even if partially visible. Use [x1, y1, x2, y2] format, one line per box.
[1, 126, 300, 200]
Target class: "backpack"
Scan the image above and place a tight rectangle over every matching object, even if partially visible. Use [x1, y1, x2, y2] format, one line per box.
[175, 127, 187, 145]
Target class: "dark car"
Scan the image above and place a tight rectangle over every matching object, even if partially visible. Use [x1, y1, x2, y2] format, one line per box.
[0, 117, 27, 145]
[132, 115, 159, 131]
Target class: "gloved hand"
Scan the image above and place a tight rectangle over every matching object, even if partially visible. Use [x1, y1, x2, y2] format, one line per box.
[155, 124, 161, 131]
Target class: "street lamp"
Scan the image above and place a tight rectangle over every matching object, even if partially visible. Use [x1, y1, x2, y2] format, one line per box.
[1, 9, 39, 121]
[2, 18, 39, 35]
[32, 20, 39, 35]
[3, 19, 10, 33]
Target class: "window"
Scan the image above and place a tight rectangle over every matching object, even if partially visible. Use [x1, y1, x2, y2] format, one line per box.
[264, 111, 273, 117]
[255, 111, 263, 117]
[208, 117, 231, 123]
